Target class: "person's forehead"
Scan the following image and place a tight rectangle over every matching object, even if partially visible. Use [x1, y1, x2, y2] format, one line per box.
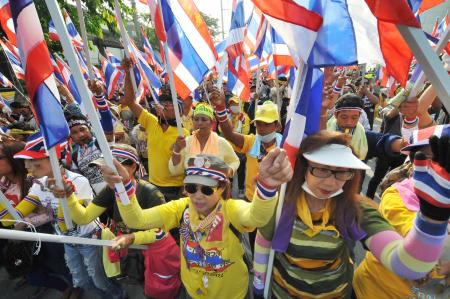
[307, 161, 351, 171]
[337, 110, 360, 117]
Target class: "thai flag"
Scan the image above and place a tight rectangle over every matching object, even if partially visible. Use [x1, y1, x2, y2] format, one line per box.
[75, 48, 90, 80]
[271, 27, 294, 67]
[140, 26, 164, 74]
[140, 0, 166, 42]
[48, 19, 59, 42]
[252, 0, 322, 65]
[282, 66, 323, 167]
[0, 71, 13, 88]
[0, 94, 11, 114]
[160, 0, 217, 99]
[248, 54, 266, 72]
[105, 48, 122, 69]
[0, 38, 24, 80]
[254, 16, 270, 60]
[48, 9, 83, 50]
[93, 65, 104, 82]
[101, 56, 121, 99]
[53, 53, 82, 105]
[425, 31, 450, 55]
[413, 0, 445, 14]
[226, 0, 246, 61]
[215, 40, 226, 60]
[228, 54, 250, 101]
[243, 7, 263, 55]
[0, 0, 16, 45]
[10, 0, 69, 148]
[435, 13, 448, 39]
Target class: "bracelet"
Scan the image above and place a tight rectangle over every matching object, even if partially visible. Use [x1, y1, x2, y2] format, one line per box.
[333, 85, 342, 94]
[172, 150, 181, 156]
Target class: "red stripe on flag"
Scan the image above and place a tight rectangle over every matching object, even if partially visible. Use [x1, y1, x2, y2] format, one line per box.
[377, 21, 413, 86]
[283, 142, 298, 169]
[173, 73, 190, 100]
[252, 0, 322, 32]
[419, 0, 445, 14]
[25, 42, 53, 104]
[365, 0, 421, 28]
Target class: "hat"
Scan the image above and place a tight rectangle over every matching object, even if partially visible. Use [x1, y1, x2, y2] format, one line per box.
[14, 132, 66, 160]
[228, 96, 240, 105]
[252, 101, 279, 124]
[303, 144, 370, 170]
[401, 124, 450, 153]
[184, 154, 229, 187]
[193, 103, 214, 119]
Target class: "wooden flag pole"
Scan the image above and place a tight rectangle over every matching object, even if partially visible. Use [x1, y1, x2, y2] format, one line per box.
[397, 25, 450, 112]
[157, 3, 184, 137]
[46, 0, 130, 205]
[75, 0, 94, 79]
[0, 190, 21, 221]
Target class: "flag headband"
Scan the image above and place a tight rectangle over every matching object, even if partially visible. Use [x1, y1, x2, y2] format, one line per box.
[67, 119, 89, 129]
[334, 107, 363, 113]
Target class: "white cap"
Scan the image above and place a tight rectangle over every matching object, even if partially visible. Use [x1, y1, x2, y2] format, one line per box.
[303, 144, 370, 170]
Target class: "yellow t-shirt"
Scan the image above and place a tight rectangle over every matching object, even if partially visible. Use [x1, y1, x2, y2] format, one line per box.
[182, 109, 194, 133]
[353, 185, 444, 299]
[117, 193, 278, 299]
[138, 110, 189, 187]
[230, 113, 250, 135]
[234, 134, 277, 201]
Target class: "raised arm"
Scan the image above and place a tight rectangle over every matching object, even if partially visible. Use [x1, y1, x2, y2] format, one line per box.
[120, 58, 144, 119]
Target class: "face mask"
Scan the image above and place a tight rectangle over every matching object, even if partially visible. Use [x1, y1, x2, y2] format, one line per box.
[302, 182, 343, 200]
[257, 131, 276, 143]
[230, 106, 240, 114]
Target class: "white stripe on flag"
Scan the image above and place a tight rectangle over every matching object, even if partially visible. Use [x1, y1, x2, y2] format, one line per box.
[169, 0, 216, 69]
[15, 4, 42, 69]
[273, 44, 292, 56]
[286, 113, 306, 148]
[173, 60, 199, 91]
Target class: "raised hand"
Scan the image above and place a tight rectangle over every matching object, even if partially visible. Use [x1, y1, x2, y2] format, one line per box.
[112, 233, 135, 251]
[47, 176, 76, 198]
[100, 159, 130, 188]
[173, 136, 186, 153]
[413, 135, 450, 222]
[208, 85, 226, 108]
[120, 58, 136, 107]
[88, 79, 104, 96]
[258, 148, 293, 188]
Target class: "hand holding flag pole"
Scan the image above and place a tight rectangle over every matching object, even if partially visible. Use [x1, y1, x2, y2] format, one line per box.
[75, 0, 94, 79]
[0, 190, 21, 221]
[45, 0, 130, 205]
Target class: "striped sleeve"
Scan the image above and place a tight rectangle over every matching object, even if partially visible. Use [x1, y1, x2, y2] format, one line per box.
[253, 230, 272, 295]
[94, 93, 114, 133]
[0, 194, 41, 224]
[366, 212, 448, 280]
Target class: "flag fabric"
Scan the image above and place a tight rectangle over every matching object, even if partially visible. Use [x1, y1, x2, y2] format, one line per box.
[141, 0, 166, 42]
[226, 0, 246, 61]
[48, 19, 59, 41]
[54, 53, 82, 105]
[141, 26, 164, 74]
[101, 56, 121, 99]
[228, 54, 250, 101]
[418, 0, 445, 14]
[0, 38, 24, 80]
[254, 15, 270, 59]
[215, 40, 227, 60]
[105, 48, 122, 69]
[252, 0, 323, 65]
[75, 48, 90, 80]
[160, 0, 218, 99]
[270, 26, 294, 67]
[48, 9, 83, 49]
[0, 0, 16, 45]
[0, 71, 13, 87]
[0, 94, 11, 114]
[425, 31, 450, 55]
[282, 66, 323, 167]
[435, 13, 448, 39]
[10, 0, 69, 147]
[243, 7, 263, 55]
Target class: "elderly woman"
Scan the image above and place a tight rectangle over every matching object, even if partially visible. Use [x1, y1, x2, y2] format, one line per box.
[170, 103, 240, 177]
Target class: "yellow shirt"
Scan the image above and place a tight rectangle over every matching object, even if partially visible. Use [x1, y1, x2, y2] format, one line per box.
[182, 109, 194, 133]
[234, 134, 278, 201]
[230, 113, 250, 135]
[353, 185, 445, 299]
[118, 192, 278, 299]
[168, 135, 240, 177]
[138, 110, 189, 187]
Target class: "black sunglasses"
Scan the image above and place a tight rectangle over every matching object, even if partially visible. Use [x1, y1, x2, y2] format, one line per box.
[184, 184, 217, 196]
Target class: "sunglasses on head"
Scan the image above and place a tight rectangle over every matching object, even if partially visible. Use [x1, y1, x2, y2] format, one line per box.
[184, 184, 217, 196]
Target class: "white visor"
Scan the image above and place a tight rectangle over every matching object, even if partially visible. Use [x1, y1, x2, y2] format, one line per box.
[303, 144, 370, 170]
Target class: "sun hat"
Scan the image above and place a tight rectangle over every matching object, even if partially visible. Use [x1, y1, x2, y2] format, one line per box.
[303, 144, 370, 170]
[252, 101, 279, 124]
[183, 154, 229, 187]
[401, 124, 450, 153]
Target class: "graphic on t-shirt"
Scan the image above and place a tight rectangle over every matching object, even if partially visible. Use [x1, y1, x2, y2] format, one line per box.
[184, 240, 233, 272]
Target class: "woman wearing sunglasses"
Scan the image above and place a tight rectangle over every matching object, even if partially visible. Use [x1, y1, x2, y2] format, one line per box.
[252, 131, 449, 298]
[101, 149, 292, 298]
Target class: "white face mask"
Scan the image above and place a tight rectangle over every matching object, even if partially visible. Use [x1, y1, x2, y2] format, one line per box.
[257, 131, 276, 143]
[302, 182, 343, 200]
[229, 106, 240, 114]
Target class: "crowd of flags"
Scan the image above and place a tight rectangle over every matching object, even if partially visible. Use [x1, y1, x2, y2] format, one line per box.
[0, 0, 447, 161]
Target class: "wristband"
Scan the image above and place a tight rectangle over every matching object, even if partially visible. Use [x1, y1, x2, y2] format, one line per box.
[115, 180, 135, 199]
[333, 84, 342, 94]
[256, 176, 278, 200]
[172, 150, 181, 156]
[215, 106, 228, 122]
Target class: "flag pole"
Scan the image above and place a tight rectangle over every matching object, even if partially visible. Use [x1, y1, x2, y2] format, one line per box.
[409, 24, 450, 98]
[45, 0, 130, 205]
[0, 190, 21, 221]
[47, 146, 73, 230]
[255, 60, 262, 116]
[9, 82, 29, 102]
[157, 2, 184, 136]
[397, 25, 450, 112]
[263, 62, 305, 299]
[113, 0, 139, 99]
[75, 0, 94, 79]
[0, 228, 147, 250]
[216, 53, 228, 89]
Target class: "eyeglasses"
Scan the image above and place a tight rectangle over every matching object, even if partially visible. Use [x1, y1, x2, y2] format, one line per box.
[120, 159, 135, 166]
[184, 184, 217, 196]
[309, 166, 354, 181]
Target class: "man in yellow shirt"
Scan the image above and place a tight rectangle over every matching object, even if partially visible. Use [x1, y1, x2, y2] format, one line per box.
[120, 59, 189, 201]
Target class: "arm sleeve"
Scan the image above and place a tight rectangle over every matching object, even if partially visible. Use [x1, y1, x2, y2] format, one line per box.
[95, 94, 114, 134]
[117, 192, 188, 232]
[133, 228, 167, 245]
[168, 141, 189, 176]
[232, 134, 255, 154]
[0, 194, 40, 226]
[361, 201, 448, 281]
[66, 193, 107, 225]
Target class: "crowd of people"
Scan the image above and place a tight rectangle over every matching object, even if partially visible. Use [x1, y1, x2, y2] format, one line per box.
[0, 57, 449, 299]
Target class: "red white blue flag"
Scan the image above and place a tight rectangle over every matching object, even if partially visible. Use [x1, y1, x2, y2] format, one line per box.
[0, 71, 13, 88]
[0, 38, 24, 80]
[101, 55, 122, 99]
[10, 0, 69, 148]
[0, 0, 16, 45]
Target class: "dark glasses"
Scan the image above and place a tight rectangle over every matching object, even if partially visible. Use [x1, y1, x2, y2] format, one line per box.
[184, 184, 217, 196]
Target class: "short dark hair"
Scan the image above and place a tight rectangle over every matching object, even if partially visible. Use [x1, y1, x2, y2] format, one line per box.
[335, 93, 364, 110]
